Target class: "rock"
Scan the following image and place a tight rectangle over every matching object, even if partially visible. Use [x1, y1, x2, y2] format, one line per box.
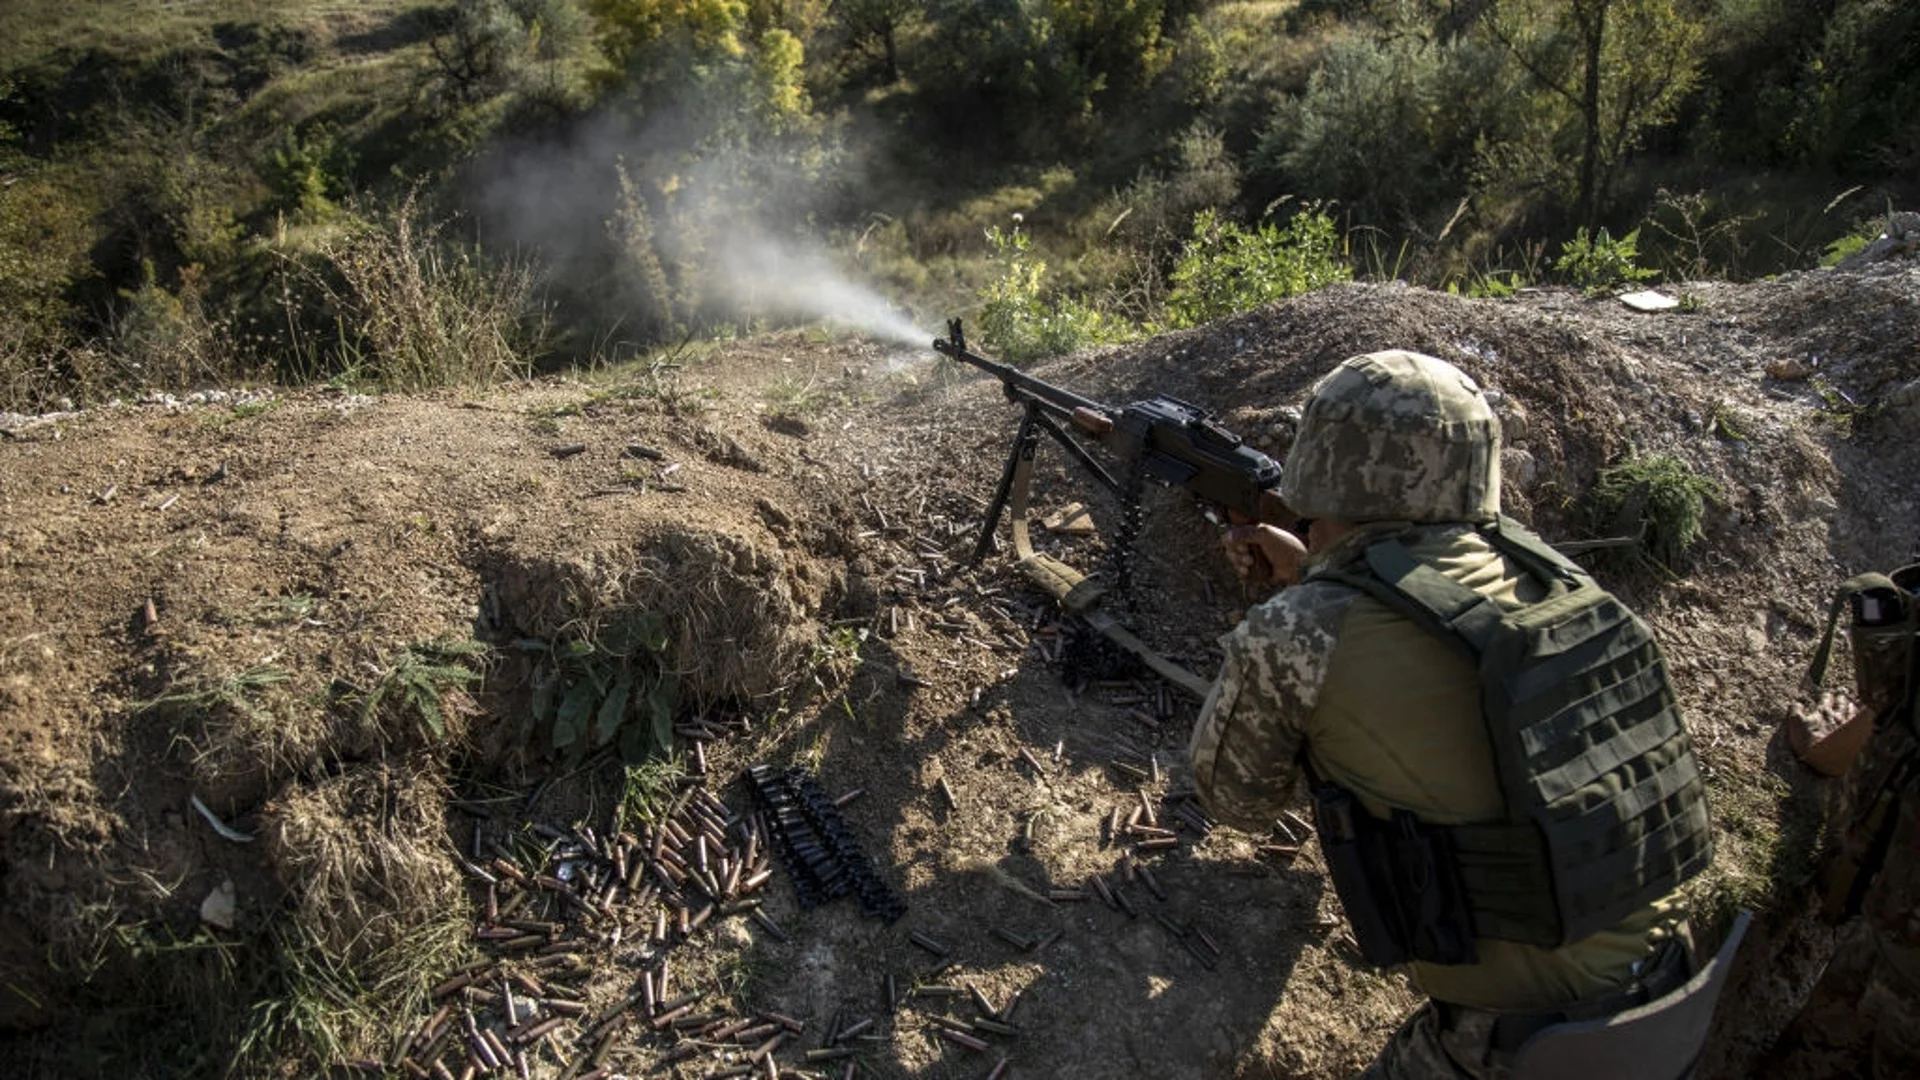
[1766, 358, 1814, 380]
[200, 877, 238, 930]
[1501, 448, 1540, 491]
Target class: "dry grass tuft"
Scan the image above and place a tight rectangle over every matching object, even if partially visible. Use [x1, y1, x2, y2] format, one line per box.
[492, 523, 822, 707]
[258, 760, 468, 963]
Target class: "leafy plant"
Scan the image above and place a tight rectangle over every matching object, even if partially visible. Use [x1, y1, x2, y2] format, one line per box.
[977, 222, 1131, 363]
[522, 612, 677, 764]
[1554, 226, 1657, 294]
[1164, 207, 1350, 328]
[1584, 452, 1720, 572]
[618, 755, 687, 829]
[361, 639, 487, 741]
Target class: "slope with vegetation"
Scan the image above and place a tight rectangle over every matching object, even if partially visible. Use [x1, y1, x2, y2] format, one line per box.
[2, 0, 1915, 413]
[2, 2, 1919, 1077]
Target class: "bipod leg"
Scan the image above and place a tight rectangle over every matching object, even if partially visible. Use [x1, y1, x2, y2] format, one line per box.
[972, 403, 1044, 565]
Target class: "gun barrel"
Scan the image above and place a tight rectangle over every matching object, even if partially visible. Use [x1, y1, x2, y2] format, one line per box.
[932, 335, 1109, 417]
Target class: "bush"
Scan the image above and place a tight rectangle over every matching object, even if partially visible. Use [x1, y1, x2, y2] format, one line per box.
[1584, 452, 1720, 572]
[976, 223, 1131, 362]
[306, 195, 547, 390]
[1164, 206, 1350, 328]
[1554, 226, 1658, 293]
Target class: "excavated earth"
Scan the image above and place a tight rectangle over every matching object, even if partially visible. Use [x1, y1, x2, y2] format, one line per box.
[2, 266, 1919, 1079]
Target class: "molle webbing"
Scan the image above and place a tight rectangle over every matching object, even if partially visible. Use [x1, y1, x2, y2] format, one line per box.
[1322, 519, 1713, 947]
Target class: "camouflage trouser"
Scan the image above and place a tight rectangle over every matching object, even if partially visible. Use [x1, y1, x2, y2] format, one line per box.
[1766, 736, 1920, 1080]
[1359, 1003, 1510, 1080]
[1765, 925, 1920, 1080]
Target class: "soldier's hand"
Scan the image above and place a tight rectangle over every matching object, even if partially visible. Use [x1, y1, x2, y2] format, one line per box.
[1223, 524, 1306, 587]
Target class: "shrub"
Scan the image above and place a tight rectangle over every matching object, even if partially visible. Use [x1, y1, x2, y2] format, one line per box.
[976, 223, 1130, 362]
[1584, 452, 1720, 572]
[1554, 226, 1658, 294]
[1164, 207, 1350, 328]
[314, 195, 547, 390]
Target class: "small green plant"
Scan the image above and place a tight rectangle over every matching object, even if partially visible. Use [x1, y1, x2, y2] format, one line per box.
[1446, 269, 1526, 299]
[140, 665, 293, 731]
[522, 613, 677, 764]
[977, 223, 1131, 363]
[1164, 207, 1350, 329]
[618, 755, 688, 829]
[1554, 227, 1658, 294]
[1809, 374, 1877, 434]
[1584, 452, 1720, 572]
[361, 639, 488, 741]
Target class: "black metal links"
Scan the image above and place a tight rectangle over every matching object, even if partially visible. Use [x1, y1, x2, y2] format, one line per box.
[743, 763, 906, 923]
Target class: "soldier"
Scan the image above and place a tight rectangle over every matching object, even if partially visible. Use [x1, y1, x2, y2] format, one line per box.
[1765, 566, 1920, 1079]
[1188, 350, 1720, 1078]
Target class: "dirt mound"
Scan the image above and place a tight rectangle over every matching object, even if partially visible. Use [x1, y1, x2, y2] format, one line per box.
[2, 268, 1918, 1076]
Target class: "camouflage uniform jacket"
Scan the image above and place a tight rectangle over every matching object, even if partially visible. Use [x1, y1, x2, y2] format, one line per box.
[1188, 521, 1688, 1011]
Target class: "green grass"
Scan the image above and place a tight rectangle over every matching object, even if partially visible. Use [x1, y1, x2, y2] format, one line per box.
[360, 639, 487, 742]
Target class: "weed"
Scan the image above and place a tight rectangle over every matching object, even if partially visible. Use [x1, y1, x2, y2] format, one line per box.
[1446, 269, 1526, 299]
[1706, 403, 1747, 443]
[248, 592, 322, 626]
[618, 755, 688, 829]
[1583, 452, 1720, 572]
[521, 613, 677, 764]
[1164, 206, 1350, 328]
[1809, 374, 1877, 435]
[360, 639, 487, 741]
[977, 223, 1133, 363]
[140, 665, 293, 734]
[1554, 227, 1658, 294]
[763, 372, 821, 413]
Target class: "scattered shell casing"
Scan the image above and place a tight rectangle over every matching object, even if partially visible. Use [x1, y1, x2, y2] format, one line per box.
[909, 931, 950, 957]
[967, 984, 998, 1019]
[937, 777, 960, 809]
[937, 1027, 990, 1052]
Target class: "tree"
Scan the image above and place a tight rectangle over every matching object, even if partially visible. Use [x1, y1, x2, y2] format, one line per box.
[1477, 0, 1704, 226]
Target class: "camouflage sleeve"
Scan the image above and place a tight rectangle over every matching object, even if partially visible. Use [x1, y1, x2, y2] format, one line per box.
[1188, 581, 1356, 830]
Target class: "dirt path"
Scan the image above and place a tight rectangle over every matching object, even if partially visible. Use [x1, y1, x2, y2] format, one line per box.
[3, 268, 1918, 1078]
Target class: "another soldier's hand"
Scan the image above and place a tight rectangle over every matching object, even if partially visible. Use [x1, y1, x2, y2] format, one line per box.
[1223, 524, 1305, 587]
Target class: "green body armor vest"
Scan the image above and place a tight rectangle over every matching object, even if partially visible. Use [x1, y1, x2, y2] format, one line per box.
[1319, 517, 1714, 950]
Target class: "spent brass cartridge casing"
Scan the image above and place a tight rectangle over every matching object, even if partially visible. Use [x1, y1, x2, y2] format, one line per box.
[908, 931, 950, 956]
[1109, 760, 1148, 782]
[1181, 937, 1218, 970]
[986, 1056, 1011, 1080]
[1046, 889, 1087, 902]
[991, 926, 1034, 951]
[1192, 927, 1222, 959]
[915, 984, 964, 998]
[1113, 886, 1138, 918]
[805, 1048, 859, 1062]
[937, 777, 959, 810]
[732, 1022, 780, 1043]
[833, 787, 867, 808]
[401, 1059, 429, 1080]
[972, 1017, 1021, 1037]
[1087, 875, 1116, 909]
[750, 908, 790, 942]
[749, 1033, 787, 1061]
[833, 1017, 874, 1042]
[1134, 837, 1178, 852]
[512, 1017, 566, 1046]
[929, 1015, 976, 1034]
[938, 1028, 990, 1052]
[1031, 930, 1062, 953]
[1137, 864, 1166, 900]
[967, 984, 998, 1019]
[433, 972, 475, 999]
[764, 1011, 806, 1034]
[649, 1003, 695, 1030]
[885, 974, 899, 1011]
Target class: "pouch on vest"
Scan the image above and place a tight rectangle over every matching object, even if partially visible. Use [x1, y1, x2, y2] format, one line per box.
[1312, 782, 1478, 967]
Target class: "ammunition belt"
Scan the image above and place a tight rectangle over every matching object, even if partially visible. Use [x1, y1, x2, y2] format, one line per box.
[744, 763, 906, 923]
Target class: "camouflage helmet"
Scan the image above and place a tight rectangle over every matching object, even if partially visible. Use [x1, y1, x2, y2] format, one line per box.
[1279, 350, 1501, 523]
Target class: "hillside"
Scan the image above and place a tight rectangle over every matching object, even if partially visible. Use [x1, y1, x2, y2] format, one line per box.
[3, 263, 1920, 1078]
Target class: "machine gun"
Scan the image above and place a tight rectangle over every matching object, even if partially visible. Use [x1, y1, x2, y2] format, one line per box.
[933, 318, 1296, 696]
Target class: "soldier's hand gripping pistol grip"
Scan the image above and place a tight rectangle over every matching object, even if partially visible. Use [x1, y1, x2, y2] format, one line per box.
[1223, 500, 1307, 587]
